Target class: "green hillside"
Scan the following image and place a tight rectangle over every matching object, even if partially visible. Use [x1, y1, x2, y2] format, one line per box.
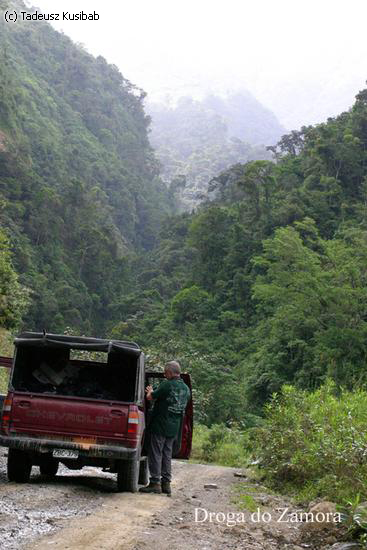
[147, 94, 283, 210]
[0, 1, 171, 334]
[114, 85, 367, 425]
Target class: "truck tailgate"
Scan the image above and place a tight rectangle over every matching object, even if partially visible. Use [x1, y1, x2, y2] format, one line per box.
[10, 393, 129, 441]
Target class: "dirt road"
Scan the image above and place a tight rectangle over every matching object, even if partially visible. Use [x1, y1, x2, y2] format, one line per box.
[0, 451, 345, 550]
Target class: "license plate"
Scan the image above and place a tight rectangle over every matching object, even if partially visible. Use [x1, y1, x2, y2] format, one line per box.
[52, 449, 79, 459]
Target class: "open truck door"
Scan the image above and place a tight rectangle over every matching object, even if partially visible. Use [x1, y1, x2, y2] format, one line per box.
[145, 371, 193, 459]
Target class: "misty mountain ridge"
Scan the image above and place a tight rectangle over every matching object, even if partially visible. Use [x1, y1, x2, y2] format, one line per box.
[146, 91, 285, 209]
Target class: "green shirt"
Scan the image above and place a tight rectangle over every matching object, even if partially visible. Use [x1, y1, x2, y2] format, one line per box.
[149, 378, 191, 438]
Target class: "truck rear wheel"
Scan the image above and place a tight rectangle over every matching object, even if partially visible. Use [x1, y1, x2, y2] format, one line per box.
[39, 456, 59, 477]
[7, 449, 32, 483]
[116, 458, 139, 492]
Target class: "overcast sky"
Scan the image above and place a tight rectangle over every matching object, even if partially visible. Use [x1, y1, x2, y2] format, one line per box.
[31, 0, 367, 130]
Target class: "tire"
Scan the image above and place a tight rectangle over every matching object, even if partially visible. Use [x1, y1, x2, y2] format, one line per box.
[7, 449, 32, 483]
[116, 458, 139, 493]
[39, 456, 59, 477]
[138, 457, 149, 486]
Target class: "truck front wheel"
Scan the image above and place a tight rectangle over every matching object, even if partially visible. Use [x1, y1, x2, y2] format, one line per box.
[116, 458, 139, 492]
[7, 449, 32, 483]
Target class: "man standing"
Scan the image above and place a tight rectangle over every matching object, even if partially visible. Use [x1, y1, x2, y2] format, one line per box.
[139, 360, 191, 496]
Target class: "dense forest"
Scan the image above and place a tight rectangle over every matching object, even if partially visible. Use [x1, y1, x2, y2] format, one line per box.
[147, 93, 284, 209]
[111, 86, 367, 427]
[0, 0, 172, 334]
[2, 1, 367, 437]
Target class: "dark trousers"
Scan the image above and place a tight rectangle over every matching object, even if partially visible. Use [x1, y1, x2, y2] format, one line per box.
[148, 432, 175, 483]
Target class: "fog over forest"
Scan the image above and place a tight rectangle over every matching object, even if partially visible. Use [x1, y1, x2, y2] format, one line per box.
[33, 0, 367, 130]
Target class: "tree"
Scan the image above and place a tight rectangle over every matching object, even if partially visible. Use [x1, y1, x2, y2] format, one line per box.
[243, 221, 367, 408]
[0, 231, 29, 329]
[171, 285, 212, 324]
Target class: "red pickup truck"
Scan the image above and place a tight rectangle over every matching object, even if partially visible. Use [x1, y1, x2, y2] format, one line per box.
[0, 332, 193, 492]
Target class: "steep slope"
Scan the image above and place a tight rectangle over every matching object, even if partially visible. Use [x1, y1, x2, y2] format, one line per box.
[202, 90, 286, 145]
[0, 1, 171, 333]
[113, 86, 367, 424]
[147, 94, 284, 210]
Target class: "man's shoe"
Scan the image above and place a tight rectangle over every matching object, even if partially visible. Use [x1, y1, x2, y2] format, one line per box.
[161, 481, 171, 495]
[139, 482, 162, 494]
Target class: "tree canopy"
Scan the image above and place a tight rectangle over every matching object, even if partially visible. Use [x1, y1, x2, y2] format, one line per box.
[111, 83, 367, 423]
[0, 1, 172, 333]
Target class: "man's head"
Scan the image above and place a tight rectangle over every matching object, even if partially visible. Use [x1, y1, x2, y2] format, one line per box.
[164, 360, 181, 380]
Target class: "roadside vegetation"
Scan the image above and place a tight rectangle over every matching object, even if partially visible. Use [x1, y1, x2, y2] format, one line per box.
[252, 381, 367, 504]
[192, 380, 367, 514]
[191, 423, 251, 468]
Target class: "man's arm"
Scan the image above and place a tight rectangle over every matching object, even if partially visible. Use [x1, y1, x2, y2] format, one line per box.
[145, 385, 154, 401]
[145, 380, 170, 401]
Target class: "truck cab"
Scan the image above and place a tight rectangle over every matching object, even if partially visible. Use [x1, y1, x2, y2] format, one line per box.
[0, 332, 193, 492]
